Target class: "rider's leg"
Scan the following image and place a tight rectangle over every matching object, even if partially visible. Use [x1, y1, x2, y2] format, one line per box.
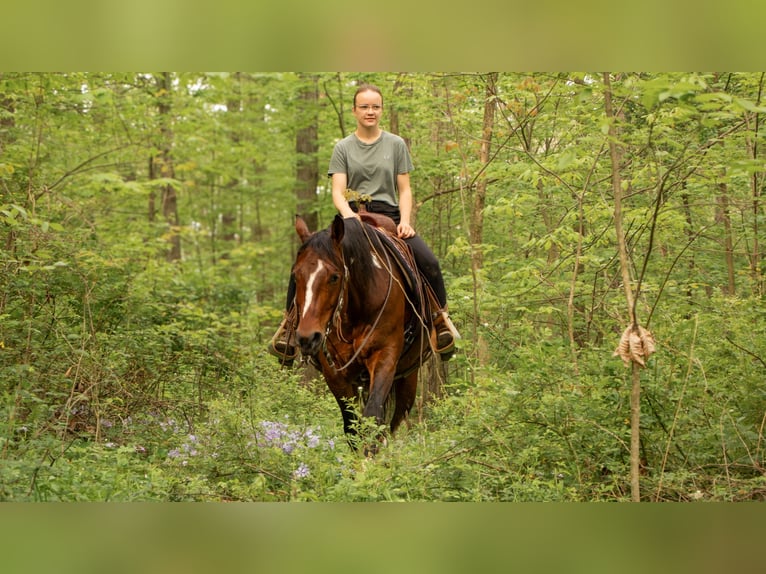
[403, 235, 460, 360]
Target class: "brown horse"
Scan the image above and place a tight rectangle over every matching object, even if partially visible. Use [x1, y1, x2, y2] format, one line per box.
[292, 214, 433, 449]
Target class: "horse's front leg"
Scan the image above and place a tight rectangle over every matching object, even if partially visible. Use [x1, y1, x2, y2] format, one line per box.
[362, 347, 400, 425]
[390, 370, 418, 433]
[323, 373, 361, 445]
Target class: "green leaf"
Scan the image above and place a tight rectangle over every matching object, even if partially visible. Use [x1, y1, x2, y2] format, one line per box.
[734, 97, 766, 114]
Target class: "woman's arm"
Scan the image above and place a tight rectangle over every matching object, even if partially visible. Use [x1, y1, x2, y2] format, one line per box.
[396, 173, 416, 238]
[331, 172, 359, 219]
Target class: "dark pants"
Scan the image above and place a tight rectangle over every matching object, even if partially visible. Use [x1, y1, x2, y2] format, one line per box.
[402, 234, 447, 307]
[285, 202, 448, 310]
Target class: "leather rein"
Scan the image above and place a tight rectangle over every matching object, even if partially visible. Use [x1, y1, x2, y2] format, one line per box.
[319, 225, 395, 373]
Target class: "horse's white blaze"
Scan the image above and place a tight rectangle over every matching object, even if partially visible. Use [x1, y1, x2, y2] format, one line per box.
[302, 259, 324, 319]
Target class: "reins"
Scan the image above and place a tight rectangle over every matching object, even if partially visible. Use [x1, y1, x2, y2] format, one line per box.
[357, 220, 435, 367]
[322, 224, 394, 373]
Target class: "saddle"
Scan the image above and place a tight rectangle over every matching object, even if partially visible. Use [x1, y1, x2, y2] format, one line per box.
[358, 209, 420, 301]
[358, 208, 439, 358]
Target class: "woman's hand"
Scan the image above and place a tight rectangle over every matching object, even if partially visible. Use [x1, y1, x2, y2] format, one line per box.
[397, 222, 416, 239]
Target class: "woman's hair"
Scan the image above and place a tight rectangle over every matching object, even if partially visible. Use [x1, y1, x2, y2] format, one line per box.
[353, 83, 383, 107]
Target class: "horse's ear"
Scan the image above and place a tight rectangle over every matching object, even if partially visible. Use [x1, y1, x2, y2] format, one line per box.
[331, 214, 345, 244]
[295, 215, 312, 243]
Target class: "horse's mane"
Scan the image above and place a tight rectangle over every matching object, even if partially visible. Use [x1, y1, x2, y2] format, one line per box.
[297, 229, 339, 268]
[342, 219, 386, 294]
[297, 218, 384, 295]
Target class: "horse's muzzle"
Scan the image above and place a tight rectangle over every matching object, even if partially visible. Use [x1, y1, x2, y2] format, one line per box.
[297, 330, 323, 357]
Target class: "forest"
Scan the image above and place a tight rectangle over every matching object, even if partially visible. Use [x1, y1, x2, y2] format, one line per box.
[1, 71, 765, 501]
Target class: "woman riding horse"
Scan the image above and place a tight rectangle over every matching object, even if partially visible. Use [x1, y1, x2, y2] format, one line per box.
[270, 82, 460, 365]
[291, 213, 431, 444]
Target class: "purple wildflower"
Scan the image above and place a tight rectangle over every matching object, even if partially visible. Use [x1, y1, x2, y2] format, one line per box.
[304, 429, 320, 449]
[257, 420, 327, 454]
[259, 420, 288, 445]
[293, 463, 310, 479]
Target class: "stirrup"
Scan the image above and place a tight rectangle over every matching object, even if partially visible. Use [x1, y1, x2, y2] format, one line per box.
[432, 310, 460, 360]
[268, 309, 298, 366]
[268, 339, 298, 367]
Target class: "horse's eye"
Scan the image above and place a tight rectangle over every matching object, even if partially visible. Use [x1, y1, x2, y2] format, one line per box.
[329, 273, 340, 284]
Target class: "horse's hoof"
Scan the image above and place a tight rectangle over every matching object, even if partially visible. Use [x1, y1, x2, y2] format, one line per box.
[363, 435, 387, 457]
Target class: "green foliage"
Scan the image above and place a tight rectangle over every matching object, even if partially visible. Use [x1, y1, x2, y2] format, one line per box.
[1, 72, 765, 501]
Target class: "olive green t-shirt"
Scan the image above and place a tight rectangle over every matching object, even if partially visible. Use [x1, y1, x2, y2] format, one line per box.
[327, 131, 413, 207]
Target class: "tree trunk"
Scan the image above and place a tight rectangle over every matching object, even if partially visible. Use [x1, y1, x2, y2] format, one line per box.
[222, 72, 243, 245]
[746, 72, 764, 294]
[681, 184, 697, 304]
[716, 181, 736, 296]
[153, 72, 181, 262]
[470, 73, 497, 267]
[294, 74, 320, 232]
[604, 72, 641, 502]
[0, 77, 17, 256]
[148, 155, 156, 223]
[466, 73, 497, 367]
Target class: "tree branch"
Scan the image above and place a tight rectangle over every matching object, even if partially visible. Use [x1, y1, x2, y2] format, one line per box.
[45, 144, 138, 196]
